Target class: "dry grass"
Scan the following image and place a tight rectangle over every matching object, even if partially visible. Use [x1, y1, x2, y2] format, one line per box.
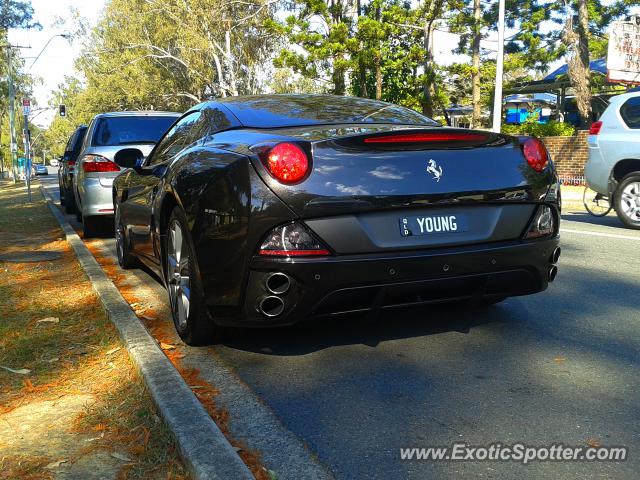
[0, 182, 188, 479]
[83, 237, 272, 480]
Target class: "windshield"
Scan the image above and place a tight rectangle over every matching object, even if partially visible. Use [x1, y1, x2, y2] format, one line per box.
[91, 116, 177, 146]
[218, 95, 438, 128]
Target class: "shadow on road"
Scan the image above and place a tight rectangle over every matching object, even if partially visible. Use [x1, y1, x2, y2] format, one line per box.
[561, 211, 623, 229]
[220, 301, 513, 356]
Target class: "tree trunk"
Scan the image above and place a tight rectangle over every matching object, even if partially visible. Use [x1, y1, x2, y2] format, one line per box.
[355, 0, 368, 97]
[375, 55, 382, 100]
[375, 2, 382, 100]
[333, 64, 346, 95]
[225, 26, 239, 96]
[421, 20, 435, 118]
[565, 0, 591, 129]
[329, 0, 346, 95]
[471, 0, 482, 128]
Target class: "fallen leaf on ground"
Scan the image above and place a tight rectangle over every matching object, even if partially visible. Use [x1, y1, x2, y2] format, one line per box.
[159, 342, 176, 351]
[47, 357, 59, 363]
[105, 347, 121, 355]
[45, 459, 67, 469]
[553, 356, 567, 364]
[93, 423, 107, 432]
[586, 438, 601, 448]
[0, 365, 31, 375]
[85, 432, 105, 442]
[37, 317, 60, 324]
[111, 452, 133, 462]
[139, 314, 155, 321]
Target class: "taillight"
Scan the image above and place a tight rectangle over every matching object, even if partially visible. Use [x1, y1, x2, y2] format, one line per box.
[68, 160, 76, 166]
[261, 142, 309, 184]
[589, 121, 603, 135]
[363, 132, 488, 143]
[81, 154, 120, 173]
[259, 222, 331, 257]
[523, 205, 555, 239]
[521, 137, 548, 172]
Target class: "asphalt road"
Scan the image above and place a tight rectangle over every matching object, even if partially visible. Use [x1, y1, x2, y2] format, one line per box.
[40, 176, 640, 479]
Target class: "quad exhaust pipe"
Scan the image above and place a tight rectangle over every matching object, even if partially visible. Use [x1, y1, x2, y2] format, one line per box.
[265, 272, 291, 295]
[547, 247, 560, 283]
[548, 265, 558, 283]
[258, 296, 285, 318]
[257, 273, 292, 317]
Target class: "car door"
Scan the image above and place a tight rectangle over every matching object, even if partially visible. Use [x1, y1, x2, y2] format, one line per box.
[124, 111, 203, 262]
[614, 96, 640, 160]
[61, 130, 79, 189]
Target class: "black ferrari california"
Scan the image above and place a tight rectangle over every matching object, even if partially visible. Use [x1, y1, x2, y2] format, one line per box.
[112, 94, 561, 345]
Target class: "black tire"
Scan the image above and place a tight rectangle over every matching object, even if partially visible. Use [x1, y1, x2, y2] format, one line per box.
[614, 172, 640, 230]
[115, 202, 138, 269]
[64, 186, 76, 214]
[82, 215, 99, 238]
[59, 182, 65, 206]
[164, 206, 222, 346]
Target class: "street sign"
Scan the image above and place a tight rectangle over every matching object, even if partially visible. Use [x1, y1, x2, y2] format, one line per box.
[22, 98, 31, 115]
[607, 16, 640, 84]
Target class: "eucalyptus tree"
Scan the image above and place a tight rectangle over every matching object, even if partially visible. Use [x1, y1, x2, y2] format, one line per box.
[544, 0, 637, 128]
[76, 0, 277, 113]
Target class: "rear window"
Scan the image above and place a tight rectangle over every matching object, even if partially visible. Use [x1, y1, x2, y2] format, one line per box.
[620, 97, 640, 129]
[72, 127, 87, 152]
[91, 116, 178, 146]
[219, 95, 438, 128]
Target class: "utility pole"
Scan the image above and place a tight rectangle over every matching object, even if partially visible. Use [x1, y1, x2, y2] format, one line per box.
[22, 98, 31, 202]
[5, 47, 18, 183]
[491, 0, 506, 133]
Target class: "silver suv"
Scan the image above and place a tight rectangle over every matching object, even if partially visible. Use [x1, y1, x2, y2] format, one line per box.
[585, 91, 640, 229]
[73, 111, 179, 236]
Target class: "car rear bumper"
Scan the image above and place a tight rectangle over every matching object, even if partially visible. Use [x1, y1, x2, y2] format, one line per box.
[213, 236, 560, 327]
[78, 177, 115, 217]
[585, 146, 610, 195]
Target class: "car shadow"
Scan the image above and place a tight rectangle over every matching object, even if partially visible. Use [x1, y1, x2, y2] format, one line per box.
[561, 211, 623, 229]
[219, 301, 516, 356]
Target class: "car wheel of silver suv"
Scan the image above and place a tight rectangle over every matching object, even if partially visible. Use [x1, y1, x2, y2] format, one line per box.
[614, 172, 640, 229]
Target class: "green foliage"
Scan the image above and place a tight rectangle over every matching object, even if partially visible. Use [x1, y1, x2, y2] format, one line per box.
[0, 0, 40, 30]
[501, 115, 576, 137]
[28, 0, 279, 160]
[0, 31, 35, 174]
[269, 68, 327, 94]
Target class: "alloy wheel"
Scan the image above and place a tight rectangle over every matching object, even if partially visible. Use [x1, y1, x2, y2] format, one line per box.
[620, 182, 640, 222]
[167, 220, 191, 330]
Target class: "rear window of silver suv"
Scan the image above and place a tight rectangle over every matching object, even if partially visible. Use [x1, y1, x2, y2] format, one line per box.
[620, 96, 640, 129]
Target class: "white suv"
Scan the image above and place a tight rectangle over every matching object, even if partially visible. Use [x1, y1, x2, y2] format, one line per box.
[585, 90, 640, 229]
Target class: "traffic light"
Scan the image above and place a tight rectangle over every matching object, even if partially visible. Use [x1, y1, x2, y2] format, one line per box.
[59, 104, 66, 117]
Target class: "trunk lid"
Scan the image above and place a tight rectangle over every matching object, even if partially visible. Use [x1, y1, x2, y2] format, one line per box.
[256, 128, 553, 218]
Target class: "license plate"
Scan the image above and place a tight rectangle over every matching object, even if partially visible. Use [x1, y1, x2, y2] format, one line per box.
[399, 214, 468, 237]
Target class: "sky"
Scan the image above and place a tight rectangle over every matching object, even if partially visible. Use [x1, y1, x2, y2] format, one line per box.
[8, 0, 106, 127]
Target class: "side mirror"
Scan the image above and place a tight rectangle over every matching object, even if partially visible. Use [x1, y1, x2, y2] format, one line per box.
[114, 148, 144, 170]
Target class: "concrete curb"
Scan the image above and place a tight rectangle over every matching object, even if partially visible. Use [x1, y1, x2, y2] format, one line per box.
[40, 185, 254, 480]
